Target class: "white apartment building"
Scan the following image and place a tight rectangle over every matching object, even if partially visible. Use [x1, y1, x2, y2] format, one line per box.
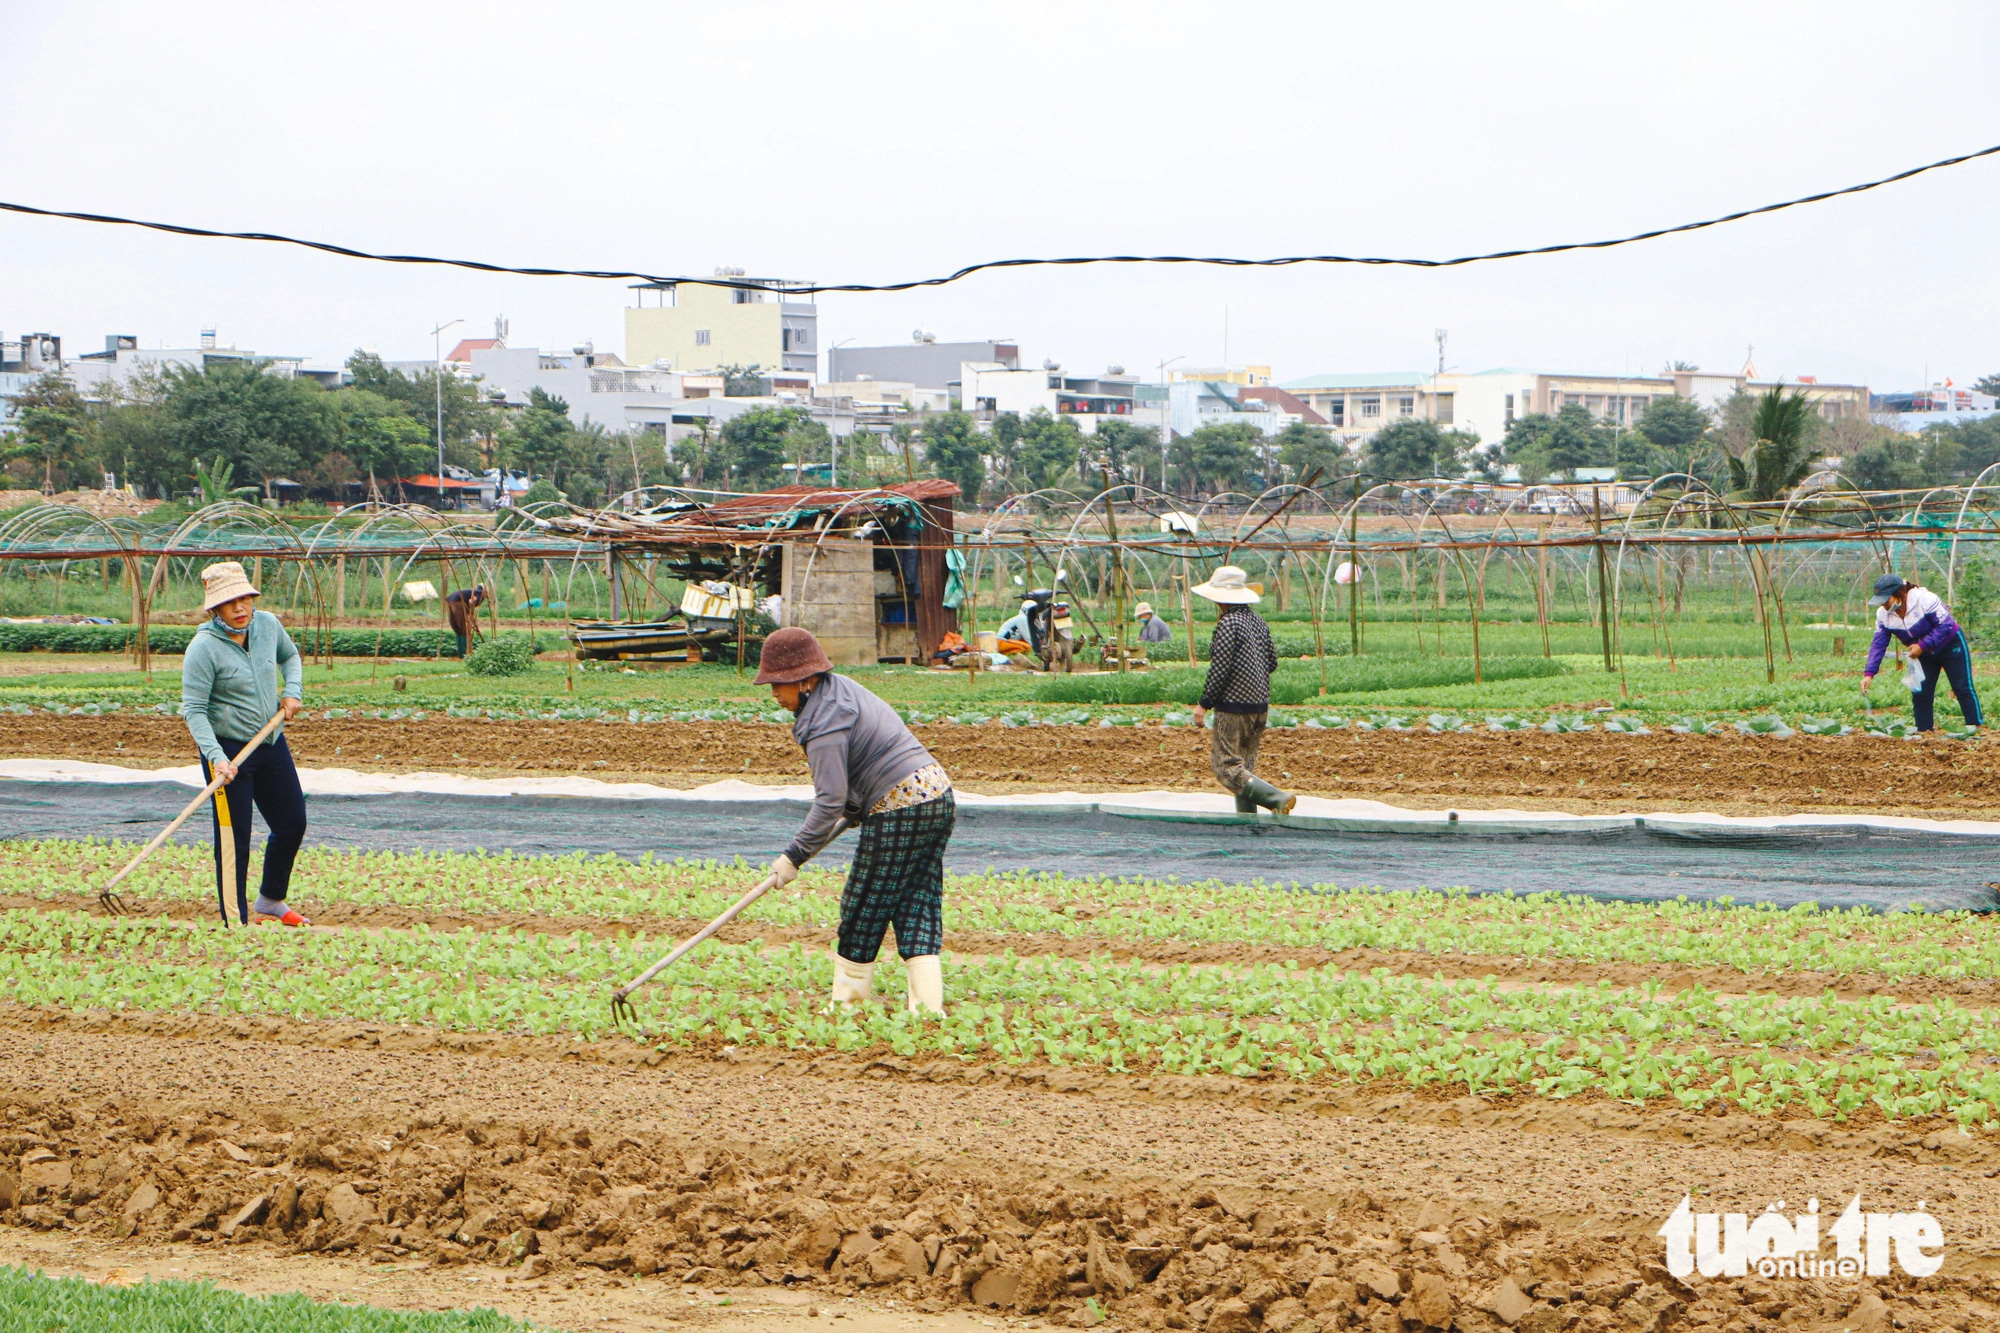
[66, 331, 345, 395]
[960, 362, 1139, 433]
[1280, 366, 1871, 447]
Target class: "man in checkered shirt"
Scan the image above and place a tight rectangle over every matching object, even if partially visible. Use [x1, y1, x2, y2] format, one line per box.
[1189, 565, 1297, 816]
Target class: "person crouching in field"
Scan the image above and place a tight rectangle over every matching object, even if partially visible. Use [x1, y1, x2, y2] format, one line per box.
[758, 627, 954, 1016]
[1861, 573, 1982, 732]
[181, 562, 311, 926]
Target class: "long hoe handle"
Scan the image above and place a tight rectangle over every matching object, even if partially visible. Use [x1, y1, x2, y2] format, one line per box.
[97, 710, 287, 916]
[610, 872, 779, 1025]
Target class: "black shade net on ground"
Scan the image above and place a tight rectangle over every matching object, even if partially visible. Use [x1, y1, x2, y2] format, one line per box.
[6, 779, 1996, 913]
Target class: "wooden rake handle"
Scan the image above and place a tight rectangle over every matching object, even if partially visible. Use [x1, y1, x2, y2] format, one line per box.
[611, 872, 780, 1013]
[98, 709, 288, 909]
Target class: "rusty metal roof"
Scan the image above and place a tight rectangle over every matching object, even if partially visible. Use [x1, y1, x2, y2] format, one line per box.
[545, 480, 960, 548]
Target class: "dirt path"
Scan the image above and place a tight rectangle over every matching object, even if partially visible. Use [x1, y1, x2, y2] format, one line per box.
[2, 1017, 1994, 1331]
[8, 714, 2000, 817]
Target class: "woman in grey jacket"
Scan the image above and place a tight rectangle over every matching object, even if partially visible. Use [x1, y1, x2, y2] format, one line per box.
[181, 562, 310, 927]
[758, 627, 954, 1016]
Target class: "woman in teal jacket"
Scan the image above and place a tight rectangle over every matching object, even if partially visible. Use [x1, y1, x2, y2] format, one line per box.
[181, 562, 310, 926]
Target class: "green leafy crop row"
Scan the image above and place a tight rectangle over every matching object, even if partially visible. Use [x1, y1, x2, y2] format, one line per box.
[0, 623, 542, 658]
[13, 839, 1997, 983]
[5, 909, 1997, 1124]
[1033, 657, 1568, 705]
[0, 1265, 530, 1332]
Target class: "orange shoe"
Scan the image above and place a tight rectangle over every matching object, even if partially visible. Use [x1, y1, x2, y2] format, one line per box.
[253, 908, 311, 927]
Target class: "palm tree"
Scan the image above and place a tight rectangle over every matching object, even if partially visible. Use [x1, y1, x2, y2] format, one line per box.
[1726, 387, 1816, 501]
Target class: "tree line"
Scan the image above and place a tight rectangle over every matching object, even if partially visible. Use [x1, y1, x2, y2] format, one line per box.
[7, 353, 1996, 511]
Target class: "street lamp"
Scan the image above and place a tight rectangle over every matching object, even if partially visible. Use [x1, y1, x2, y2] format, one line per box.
[431, 319, 463, 507]
[827, 337, 855, 487]
[1157, 355, 1185, 492]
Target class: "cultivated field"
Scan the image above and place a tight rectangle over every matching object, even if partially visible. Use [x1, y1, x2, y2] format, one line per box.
[2, 627, 1997, 1332]
[3, 830, 2000, 1332]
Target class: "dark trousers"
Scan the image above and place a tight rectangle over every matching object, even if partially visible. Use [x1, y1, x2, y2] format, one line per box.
[452, 632, 469, 658]
[1210, 709, 1267, 797]
[199, 735, 308, 925]
[836, 792, 955, 963]
[1913, 635, 1983, 731]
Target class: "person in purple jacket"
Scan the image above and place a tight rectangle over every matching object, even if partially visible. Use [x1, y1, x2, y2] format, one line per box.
[1861, 573, 1982, 732]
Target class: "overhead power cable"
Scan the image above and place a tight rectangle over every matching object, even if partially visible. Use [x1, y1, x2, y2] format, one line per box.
[2, 142, 1995, 295]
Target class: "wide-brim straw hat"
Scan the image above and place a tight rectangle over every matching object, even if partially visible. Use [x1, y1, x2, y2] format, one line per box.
[1191, 565, 1260, 604]
[1133, 602, 1155, 618]
[199, 561, 260, 613]
[755, 627, 833, 685]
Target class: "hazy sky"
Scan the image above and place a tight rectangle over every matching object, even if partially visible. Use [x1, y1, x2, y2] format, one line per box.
[4, 1, 1996, 402]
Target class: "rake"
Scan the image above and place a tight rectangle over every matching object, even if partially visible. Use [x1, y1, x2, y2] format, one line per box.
[96, 710, 287, 916]
[609, 871, 780, 1027]
[609, 820, 850, 1027]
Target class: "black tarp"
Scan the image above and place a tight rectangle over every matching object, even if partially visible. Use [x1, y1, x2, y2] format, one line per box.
[5, 780, 1995, 912]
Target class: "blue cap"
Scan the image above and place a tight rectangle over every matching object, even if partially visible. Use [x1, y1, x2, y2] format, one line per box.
[1868, 573, 1906, 607]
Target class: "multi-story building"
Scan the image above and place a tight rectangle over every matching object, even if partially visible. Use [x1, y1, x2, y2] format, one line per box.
[66, 330, 345, 395]
[1147, 381, 1317, 438]
[1280, 365, 1871, 447]
[961, 362, 1139, 433]
[1279, 372, 1440, 440]
[1873, 385, 1999, 433]
[1167, 364, 1272, 388]
[624, 272, 818, 378]
[0, 331, 63, 431]
[463, 342, 723, 433]
[828, 334, 1018, 390]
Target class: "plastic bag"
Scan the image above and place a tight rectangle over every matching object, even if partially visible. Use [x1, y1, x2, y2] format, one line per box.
[1902, 655, 1926, 693]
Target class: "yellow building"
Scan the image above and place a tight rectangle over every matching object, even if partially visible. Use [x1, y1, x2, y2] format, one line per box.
[624, 273, 819, 377]
[1168, 364, 1272, 387]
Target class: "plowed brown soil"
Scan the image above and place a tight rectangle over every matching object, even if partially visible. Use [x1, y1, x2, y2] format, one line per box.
[4, 1013, 1997, 1333]
[9, 713, 2000, 816]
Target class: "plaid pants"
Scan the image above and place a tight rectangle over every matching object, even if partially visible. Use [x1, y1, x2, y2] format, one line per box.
[836, 791, 955, 963]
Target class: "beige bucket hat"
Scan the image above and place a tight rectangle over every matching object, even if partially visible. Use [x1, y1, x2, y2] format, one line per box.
[199, 561, 260, 613]
[1133, 602, 1156, 618]
[1191, 565, 1260, 604]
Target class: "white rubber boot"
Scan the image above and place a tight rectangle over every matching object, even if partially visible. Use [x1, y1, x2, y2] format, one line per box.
[905, 955, 945, 1017]
[831, 953, 875, 1006]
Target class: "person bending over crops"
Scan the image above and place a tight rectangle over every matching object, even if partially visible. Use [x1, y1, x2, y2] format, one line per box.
[445, 584, 486, 658]
[1861, 573, 1982, 732]
[759, 627, 954, 1015]
[1189, 565, 1297, 816]
[181, 561, 310, 927]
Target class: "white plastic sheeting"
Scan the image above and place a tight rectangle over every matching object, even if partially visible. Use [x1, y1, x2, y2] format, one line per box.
[4, 757, 1998, 840]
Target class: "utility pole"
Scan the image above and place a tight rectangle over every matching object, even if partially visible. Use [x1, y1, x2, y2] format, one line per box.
[1593, 488, 1613, 673]
[1100, 459, 1128, 673]
[431, 318, 463, 509]
[1434, 329, 1447, 377]
[1349, 473, 1362, 657]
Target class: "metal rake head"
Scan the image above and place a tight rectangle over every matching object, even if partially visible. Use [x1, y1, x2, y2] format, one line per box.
[609, 987, 638, 1028]
[97, 889, 130, 917]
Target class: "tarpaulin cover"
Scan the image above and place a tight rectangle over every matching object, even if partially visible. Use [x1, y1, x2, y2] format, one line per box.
[4, 762, 1995, 913]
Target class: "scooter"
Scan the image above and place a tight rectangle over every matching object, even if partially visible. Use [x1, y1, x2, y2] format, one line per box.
[1045, 598, 1076, 673]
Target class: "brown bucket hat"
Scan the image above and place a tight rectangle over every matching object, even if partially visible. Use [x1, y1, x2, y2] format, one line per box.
[755, 627, 833, 685]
